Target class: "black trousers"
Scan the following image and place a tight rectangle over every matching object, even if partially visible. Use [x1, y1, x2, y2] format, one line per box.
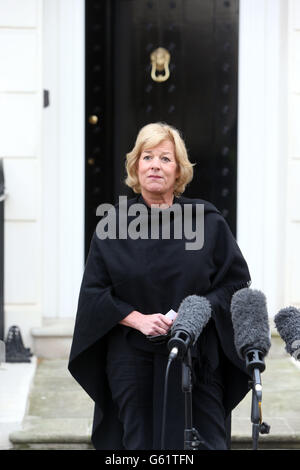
[106, 330, 228, 450]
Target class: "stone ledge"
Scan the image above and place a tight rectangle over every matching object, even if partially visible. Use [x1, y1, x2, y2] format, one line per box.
[9, 417, 92, 445]
[31, 319, 75, 359]
[10, 418, 300, 450]
[231, 434, 300, 450]
[31, 319, 75, 338]
[31, 337, 72, 359]
[12, 443, 93, 450]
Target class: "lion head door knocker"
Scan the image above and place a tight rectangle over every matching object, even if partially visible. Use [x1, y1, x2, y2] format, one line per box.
[150, 47, 171, 82]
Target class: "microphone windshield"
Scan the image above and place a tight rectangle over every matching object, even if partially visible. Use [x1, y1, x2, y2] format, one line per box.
[171, 295, 211, 344]
[230, 288, 271, 359]
[274, 307, 300, 358]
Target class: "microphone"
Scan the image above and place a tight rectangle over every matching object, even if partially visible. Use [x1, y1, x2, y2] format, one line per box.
[230, 288, 271, 389]
[274, 307, 300, 360]
[230, 288, 272, 442]
[168, 295, 211, 360]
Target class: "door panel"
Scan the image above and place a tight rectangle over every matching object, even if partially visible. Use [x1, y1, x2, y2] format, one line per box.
[85, 0, 239, 257]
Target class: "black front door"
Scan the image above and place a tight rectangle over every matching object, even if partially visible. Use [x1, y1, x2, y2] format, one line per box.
[85, 0, 239, 258]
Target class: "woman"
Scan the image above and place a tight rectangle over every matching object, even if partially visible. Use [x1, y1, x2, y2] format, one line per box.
[68, 122, 251, 450]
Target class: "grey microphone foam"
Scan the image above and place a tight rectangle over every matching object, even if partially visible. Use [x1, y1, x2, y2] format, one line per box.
[171, 295, 211, 344]
[274, 307, 300, 358]
[230, 288, 271, 360]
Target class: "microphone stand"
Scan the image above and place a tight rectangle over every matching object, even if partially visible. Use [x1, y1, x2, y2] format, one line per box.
[250, 367, 262, 450]
[167, 331, 213, 450]
[182, 348, 213, 450]
[245, 349, 270, 450]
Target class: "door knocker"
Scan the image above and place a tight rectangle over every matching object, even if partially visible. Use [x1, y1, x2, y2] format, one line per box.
[150, 47, 171, 83]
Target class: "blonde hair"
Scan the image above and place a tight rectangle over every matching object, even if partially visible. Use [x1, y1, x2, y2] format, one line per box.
[125, 122, 195, 197]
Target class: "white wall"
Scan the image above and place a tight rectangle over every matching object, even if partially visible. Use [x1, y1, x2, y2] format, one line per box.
[0, 0, 85, 349]
[0, 0, 43, 346]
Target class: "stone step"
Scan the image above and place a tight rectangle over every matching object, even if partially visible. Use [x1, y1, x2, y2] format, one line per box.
[231, 436, 300, 450]
[10, 418, 93, 450]
[9, 428, 300, 450]
[9, 357, 94, 449]
[30, 322, 280, 361]
[31, 319, 75, 359]
[9, 336, 300, 450]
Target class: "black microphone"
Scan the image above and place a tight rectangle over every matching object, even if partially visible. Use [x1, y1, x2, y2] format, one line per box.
[231, 288, 272, 441]
[168, 295, 211, 360]
[230, 288, 271, 391]
[274, 307, 300, 360]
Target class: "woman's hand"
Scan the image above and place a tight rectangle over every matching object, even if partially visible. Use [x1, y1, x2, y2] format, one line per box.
[119, 311, 174, 336]
[137, 313, 174, 336]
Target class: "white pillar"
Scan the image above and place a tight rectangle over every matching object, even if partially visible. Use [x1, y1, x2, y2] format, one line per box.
[42, 0, 85, 319]
[238, 0, 288, 317]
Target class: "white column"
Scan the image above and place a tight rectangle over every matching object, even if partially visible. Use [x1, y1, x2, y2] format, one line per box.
[42, 0, 85, 319]
[238, 0, 288, 317]
[285, 0, 300, 309]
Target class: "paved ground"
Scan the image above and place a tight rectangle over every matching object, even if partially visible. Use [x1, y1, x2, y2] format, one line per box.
[231, 335, 300, 449]
[5, 335, 300, 450]
[0, 357, 37, 450]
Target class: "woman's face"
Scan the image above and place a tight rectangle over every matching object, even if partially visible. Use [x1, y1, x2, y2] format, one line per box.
[137, 139, 180, 197]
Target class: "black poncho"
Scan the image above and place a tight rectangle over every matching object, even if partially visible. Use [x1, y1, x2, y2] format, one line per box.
[68, 194, 251, 449]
